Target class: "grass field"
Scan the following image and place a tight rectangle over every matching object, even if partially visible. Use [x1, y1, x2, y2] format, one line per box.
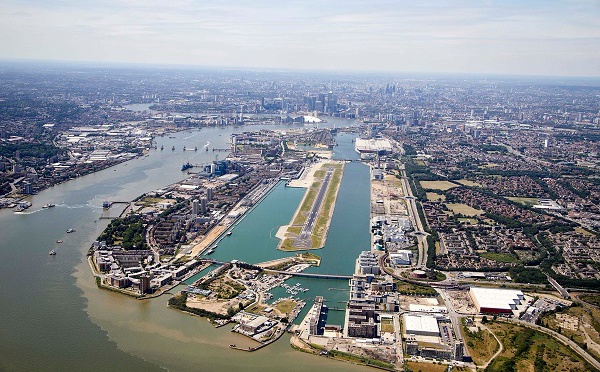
[486, 321, 594, 372]
[480, 252, 519, 263]
[136, 196, 172, 207]
[419, 180, 458, 191]
[384, 174, 405, 189]
[274, 299, 296, 316]
[462, 324, 499, 365]
[395, 281, 438, 296]
[380, 318, 394, 333]
[445, 203, 484, 216]
[575, 227, 595, 236]
[426, 192, 446, 202]
[506, 196, 539, 206]
[455, 179, 482, 187]
[296, 252, 321, 265]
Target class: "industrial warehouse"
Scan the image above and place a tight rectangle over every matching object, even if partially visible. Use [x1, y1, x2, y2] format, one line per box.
[469, 287, 526, 314]
[403, 314, 441, 337]
[354, 138, 393, 158]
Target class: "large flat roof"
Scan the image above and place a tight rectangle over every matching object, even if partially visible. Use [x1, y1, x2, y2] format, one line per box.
[403, 314, 440, 334]
[355, 138, 393, 153]
[470, 287, 524, 311]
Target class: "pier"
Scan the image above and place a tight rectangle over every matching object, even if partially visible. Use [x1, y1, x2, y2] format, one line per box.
[102, 201, 130, 209]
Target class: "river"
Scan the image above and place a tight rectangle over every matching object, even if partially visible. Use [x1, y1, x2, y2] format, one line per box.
[0, 120, 371, 371]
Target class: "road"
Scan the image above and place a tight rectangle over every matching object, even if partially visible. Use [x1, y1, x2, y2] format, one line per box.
[546, 274, 570, 299]
[393, 314, 404, 367]
[399, 168, 428, 268]
[478, 323, 504, 369]
[436, 288, 472, 364]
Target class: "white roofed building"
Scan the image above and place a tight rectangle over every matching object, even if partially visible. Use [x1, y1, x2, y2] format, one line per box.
[469, 287, 524, 314]
[403, 314, 440, 337]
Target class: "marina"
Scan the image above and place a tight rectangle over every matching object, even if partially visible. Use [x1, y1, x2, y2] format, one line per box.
[280, 282, 310, 296]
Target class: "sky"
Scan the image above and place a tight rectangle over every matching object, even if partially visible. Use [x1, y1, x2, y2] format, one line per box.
[1, 0, 599, 76]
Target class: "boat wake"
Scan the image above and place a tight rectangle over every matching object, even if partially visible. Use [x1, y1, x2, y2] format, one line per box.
[183, 132, 199, 140]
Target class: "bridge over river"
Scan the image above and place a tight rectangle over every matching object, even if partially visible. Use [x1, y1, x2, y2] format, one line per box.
[200, 258, 351, 280]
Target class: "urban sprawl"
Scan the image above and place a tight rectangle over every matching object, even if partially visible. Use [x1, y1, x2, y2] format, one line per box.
[1, 65, 599, 372]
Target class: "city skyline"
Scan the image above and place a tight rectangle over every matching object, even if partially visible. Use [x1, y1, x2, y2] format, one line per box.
[1, 0, 599, 77]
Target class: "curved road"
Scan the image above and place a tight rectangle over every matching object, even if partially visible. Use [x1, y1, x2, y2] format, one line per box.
[478, 323, 504, 369]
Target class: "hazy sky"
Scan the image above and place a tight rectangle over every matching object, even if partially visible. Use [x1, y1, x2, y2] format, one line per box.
[1, 0, 599, 76]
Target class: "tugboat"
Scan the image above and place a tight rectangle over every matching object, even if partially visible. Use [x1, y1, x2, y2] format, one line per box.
[194, 146, 198, 151]
[181, 162, 193, 171]
[49, 250, 56, 255]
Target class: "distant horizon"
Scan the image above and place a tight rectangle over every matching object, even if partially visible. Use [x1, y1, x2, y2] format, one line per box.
[2, 57, 600, 83]
[1, 1, 598, 78]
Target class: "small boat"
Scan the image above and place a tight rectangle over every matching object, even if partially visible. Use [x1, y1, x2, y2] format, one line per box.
[172, 146, 175, 151]
[194, 146, 198, 151]
[226, 231, 232, 236]
[160, 145, 164, 150]
[56, 240, 63, 244]
[14, 201, 32, 212]
[183, 146, 186, 151]
[49, 250, 56, 255]
[42, 203, 55, 208]
[66, 229, 75, 233]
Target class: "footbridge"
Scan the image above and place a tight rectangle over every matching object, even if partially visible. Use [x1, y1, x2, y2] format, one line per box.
[263, 269, 351, 280]
[199, 259, 351, 280]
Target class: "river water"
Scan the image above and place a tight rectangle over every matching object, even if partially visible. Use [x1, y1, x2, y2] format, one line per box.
[0, 120, 370, 372]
